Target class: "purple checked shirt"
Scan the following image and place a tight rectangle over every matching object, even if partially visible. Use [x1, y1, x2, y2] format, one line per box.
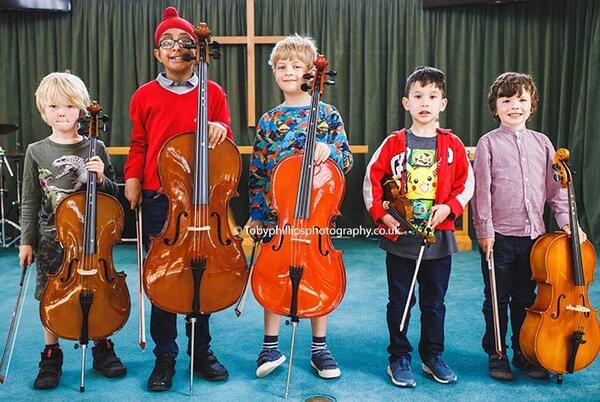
[471, 125, 569, 240]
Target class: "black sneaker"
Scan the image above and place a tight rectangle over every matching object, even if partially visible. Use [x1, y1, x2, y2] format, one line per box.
[92, 339, 127, 378]
[33, 347, 63, 389]
[147, 356, 176, 392]
[512, 352, 549, 380]
[193, 350, 228, 381]
[488, 355, 513, 381]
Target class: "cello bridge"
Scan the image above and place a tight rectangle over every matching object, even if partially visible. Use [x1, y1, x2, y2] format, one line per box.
[188, 226, 211, 232]
[291, 238, 311, 244]
[76, 268, 98, 276]
[566, 304, 591, 313]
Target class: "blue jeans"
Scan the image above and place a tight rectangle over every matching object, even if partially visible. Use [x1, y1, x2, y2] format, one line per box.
[386, 253, 451, 363]
[480, 233, 536, 356]
[142, 191, 211, 358]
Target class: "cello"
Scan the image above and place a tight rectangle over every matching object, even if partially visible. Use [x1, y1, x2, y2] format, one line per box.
[251, 54, 345, 398]
[520, 148, 600, 383]
[40, 102, 130, 392]
[142, 23, 247, 395]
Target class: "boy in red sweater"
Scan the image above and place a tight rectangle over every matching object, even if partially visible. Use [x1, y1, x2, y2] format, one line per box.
[363, 66, 473, 388]
[123, 7, 233, 392]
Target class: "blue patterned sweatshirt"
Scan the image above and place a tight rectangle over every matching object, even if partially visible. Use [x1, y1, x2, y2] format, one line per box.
[249, 102, 353, 228]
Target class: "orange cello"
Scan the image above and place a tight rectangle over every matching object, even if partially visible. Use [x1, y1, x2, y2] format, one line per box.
[142, 23, 246, 395]
[40, 102, 130, 392]
[251, 55, 345, 398]
[520, 148, 600, 383]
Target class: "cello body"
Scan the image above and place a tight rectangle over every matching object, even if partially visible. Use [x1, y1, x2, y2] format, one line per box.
[520, 147, 600, 375]
[520, 233, 599, 373]
[41, 193, 130, 340]
[143, 134, 247, 314]
[251, 156, 346, 318]
[39, 102, 130, 342]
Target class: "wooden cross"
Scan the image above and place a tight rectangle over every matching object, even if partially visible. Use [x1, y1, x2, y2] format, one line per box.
[213, 0, 286, 127]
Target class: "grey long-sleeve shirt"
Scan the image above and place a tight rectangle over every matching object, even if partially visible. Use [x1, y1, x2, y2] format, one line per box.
[20, 136, 118, 246]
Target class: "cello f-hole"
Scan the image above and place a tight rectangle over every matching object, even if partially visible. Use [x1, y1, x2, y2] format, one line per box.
[211, 212, 231, 246]
[164, 211, 188, 246]
[316, 228, 329, 257]
[60, 259, 78, 283]
[100, 258, 115, 283]
[580, 294, 590, 318]
[272, 224, 289, 252]
[551, 294, 566, 319]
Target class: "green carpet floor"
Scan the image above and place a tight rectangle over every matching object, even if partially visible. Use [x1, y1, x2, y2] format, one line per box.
[0, 239, 598, 401]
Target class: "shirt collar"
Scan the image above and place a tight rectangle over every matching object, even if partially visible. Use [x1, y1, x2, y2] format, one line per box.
[156, 72, 198, 88]
[499, 124, 528, 137]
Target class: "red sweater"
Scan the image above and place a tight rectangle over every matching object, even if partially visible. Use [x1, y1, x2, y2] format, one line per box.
[363, 128, 474, 240]
[124, 80, 234, 191]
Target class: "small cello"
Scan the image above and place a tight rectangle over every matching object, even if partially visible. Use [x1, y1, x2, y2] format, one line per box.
[251, 54, 345, 398]
[40, 102, 130, 392]
[520, 148, 600, 383]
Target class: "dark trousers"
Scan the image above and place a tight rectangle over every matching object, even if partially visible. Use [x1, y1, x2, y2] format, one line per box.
[142, 191, 211, 358]
[386, 253, 451, 363]
[480, 233, 536, 356]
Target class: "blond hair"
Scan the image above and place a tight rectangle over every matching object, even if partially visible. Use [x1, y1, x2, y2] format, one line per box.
[35, 71, 90, 118]
[268, 34, 318, 69]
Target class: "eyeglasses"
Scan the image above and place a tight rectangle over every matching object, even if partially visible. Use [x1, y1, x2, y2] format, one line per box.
[158, 38, 196, 49]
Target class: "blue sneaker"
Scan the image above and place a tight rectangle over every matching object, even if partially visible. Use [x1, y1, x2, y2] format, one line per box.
[422, 354, 457, 384]
[310, 349, 341, 379]
[387, 355, 416, 388]
[256, 348, 286, 378]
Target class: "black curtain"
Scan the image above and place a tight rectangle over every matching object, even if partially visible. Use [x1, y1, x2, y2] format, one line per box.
[1, 0, 599, 242]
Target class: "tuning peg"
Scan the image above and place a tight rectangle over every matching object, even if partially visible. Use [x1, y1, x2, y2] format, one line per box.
[553, 173, 561, 182]
[210, 41, 221, 50]
[552, 163, 560, 171]
[211, 50, 222, 60]
[300, 83, 311, 92]
[326, 70, 337, 77]
[303, 73, 313, 80]
[325, 80, 335, 86]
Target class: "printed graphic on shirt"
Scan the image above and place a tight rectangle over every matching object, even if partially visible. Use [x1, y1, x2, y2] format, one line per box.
[405, 148, 437, 222]
[248, 102, 353, 228]
[38, 155, 87, 212]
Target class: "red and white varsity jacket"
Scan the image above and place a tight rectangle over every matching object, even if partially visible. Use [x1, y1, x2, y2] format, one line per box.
[363, 128, 474, 240]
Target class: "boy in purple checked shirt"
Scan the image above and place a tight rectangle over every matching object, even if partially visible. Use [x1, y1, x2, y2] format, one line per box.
[471, 72, 587, 382]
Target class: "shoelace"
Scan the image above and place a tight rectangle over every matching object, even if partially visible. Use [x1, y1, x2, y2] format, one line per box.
[398, 357, 411, 371]
[433, 355, 450, 370]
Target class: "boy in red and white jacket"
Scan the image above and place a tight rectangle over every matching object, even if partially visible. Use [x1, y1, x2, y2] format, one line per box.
[363, 66, 473, 388]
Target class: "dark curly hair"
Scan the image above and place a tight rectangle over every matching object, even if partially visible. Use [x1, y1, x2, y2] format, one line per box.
[488, 72, 539, 121]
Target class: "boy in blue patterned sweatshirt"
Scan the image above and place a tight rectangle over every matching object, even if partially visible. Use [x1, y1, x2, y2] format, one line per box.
[248, 34, 353, 380]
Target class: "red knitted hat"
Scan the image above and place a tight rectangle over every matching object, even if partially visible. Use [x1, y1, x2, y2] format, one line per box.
[154, 7, 196, 46]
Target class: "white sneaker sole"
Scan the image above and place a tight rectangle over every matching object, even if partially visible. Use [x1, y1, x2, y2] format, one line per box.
[256, 355, 286, 378]
[311, 361, 341, 379]
[387, 366, 416, 388]
[422, 363, 457, 384]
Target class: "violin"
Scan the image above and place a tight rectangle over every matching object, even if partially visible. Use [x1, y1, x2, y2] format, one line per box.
[382, 175, 436, 244]
[40, 102, 130, 391]
[520, 148, 599, 382]
[142, 22, 247, 316]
